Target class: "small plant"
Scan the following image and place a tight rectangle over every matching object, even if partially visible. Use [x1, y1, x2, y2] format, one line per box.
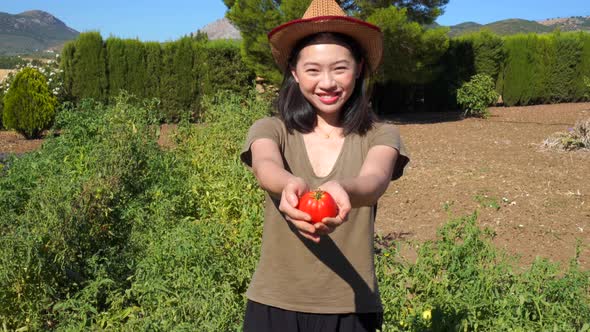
[542, 118, 590, 151]
[457, 74, 499, 118]
[2, 67, 57, 138]
[474, 193, 501, 211]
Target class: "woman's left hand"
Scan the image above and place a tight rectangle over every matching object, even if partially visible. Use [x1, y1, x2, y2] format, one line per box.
[314, 180, 351, 236]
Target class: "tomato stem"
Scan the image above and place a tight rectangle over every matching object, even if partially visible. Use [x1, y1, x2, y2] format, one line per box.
[313, 190, 325, 201]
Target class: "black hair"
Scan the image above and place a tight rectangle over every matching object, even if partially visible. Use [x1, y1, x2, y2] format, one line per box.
[276, 32, 376, 136]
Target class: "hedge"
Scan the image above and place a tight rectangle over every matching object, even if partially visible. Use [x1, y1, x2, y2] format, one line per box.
[60, 33, 255, 122]
[61, 31, 590, 114]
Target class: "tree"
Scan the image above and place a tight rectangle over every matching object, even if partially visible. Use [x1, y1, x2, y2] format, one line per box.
[2, 67, 57, 139]
[223, 0, 449, 84]
[225, 0, 284, 83]
[144, 42, 162, 99]
[367, 6, 448, 112]
[353, 0, 449, 24]
[106, 37, 127, 98]
[60, 41, 76, 100]
[70, 32, 108, 102]
[368, 6, 448, 85]
[124, 39, 147, 98]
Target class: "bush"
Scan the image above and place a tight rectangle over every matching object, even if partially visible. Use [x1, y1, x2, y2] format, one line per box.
[2, 67, 57, 138]
[0, 90, 4, 129]
[456, 74, 498, 118]
[0, 56, 27, 69]
[202, 39, 256, 98]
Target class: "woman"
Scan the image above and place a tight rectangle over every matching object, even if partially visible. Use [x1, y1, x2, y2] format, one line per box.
[240, 1, 410, 331]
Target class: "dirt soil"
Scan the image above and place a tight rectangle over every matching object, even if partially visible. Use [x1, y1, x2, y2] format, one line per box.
[0, 69, 15, 82]
[380, 102, 590, 269]
[1, 103, 589, 269]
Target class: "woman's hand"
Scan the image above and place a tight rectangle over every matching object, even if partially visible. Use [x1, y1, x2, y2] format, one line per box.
[278, 177, 322, 243]
[314, 180, 351, 236]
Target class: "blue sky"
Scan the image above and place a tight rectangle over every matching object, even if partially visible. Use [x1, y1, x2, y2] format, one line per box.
[2, 0, 589, 42]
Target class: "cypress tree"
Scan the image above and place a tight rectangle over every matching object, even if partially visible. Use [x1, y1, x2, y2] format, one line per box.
[106, 37, 127, 98]
[202, 40, 255, 98]
[502, 35, 525, 106]
[574, 32, 590, 101]
[124, 39, 147, 98]
[547, 32, 582, 103]
[535, 35, 555, 104]
[424, 38, 475, 111]
[468, 30, 505, 81]
[144, 41, 162, 100]
[159, 41, 177, 118]
[60, 41, 76, 101]
[190, 40, 207, 120]
[71, 32, 107, 102]
[175, 37, 197, 118]
[159, 37, 196, 121]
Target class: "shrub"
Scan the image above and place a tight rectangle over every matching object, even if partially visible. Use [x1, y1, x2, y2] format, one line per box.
[0, 90, 4, 129]
[2, 67, 57, 138]
[202, 39, 256, 98]
[0, 55, 27, 69]
[0, 59, 65, 104]
[456, 74, 498, 118]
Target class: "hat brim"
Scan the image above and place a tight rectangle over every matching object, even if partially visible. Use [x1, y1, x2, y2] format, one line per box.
[268, 16, 383, 73]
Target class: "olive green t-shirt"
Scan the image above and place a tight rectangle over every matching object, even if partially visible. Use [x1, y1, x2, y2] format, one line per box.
[240, 117, 409, 314]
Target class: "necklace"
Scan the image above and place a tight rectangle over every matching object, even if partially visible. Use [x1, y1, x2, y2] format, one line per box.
[315, 125, 339, 139]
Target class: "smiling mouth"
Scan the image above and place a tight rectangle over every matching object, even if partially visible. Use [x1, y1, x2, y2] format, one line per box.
[317, 93, 340, 104]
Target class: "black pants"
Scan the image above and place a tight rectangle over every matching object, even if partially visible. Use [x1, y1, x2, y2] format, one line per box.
[243, 300, 383, 332]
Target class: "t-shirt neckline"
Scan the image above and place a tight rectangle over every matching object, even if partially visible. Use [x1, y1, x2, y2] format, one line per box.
[296, 130, 349, 180]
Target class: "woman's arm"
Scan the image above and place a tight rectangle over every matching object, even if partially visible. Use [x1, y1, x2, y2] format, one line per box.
[251, 138, 323, 243]
[250, 138, 294, 198]
[313, 145, 399, 236]
[338, 145, 399, 207]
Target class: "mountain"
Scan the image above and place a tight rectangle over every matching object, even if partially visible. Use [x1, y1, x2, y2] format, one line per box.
[0, 10, 79, 55]
[200, 14, 590, 42]
[538, 16, 590, 31]
[197, 18, 241, 40]
[445, 15, 590, 37]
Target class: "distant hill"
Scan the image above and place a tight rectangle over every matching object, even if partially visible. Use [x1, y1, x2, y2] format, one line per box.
[445, 15, 590, 37]
[197, 18, 241, 40]
[538, 16, 590, 31]
[0, 10, 79, 55]
[201, 15, 590, 41]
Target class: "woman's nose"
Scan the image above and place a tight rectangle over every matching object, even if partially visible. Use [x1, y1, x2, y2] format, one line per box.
[318, 72, 336, 89]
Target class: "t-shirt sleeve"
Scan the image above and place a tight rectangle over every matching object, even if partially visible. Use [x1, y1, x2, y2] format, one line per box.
[369, 123, 410, 181]
[240, 117, 284, 170]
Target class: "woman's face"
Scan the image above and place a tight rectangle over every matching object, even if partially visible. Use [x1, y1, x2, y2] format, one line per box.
[291, 43, 362, 117]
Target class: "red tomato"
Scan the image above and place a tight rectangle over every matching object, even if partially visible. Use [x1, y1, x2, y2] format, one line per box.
[297, 190, 339, 224]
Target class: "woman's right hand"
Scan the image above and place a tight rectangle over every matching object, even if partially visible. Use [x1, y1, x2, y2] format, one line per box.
[278, 177, 321, 243]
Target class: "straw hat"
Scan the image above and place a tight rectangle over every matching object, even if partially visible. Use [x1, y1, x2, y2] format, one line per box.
[268, 0, 383, 73]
